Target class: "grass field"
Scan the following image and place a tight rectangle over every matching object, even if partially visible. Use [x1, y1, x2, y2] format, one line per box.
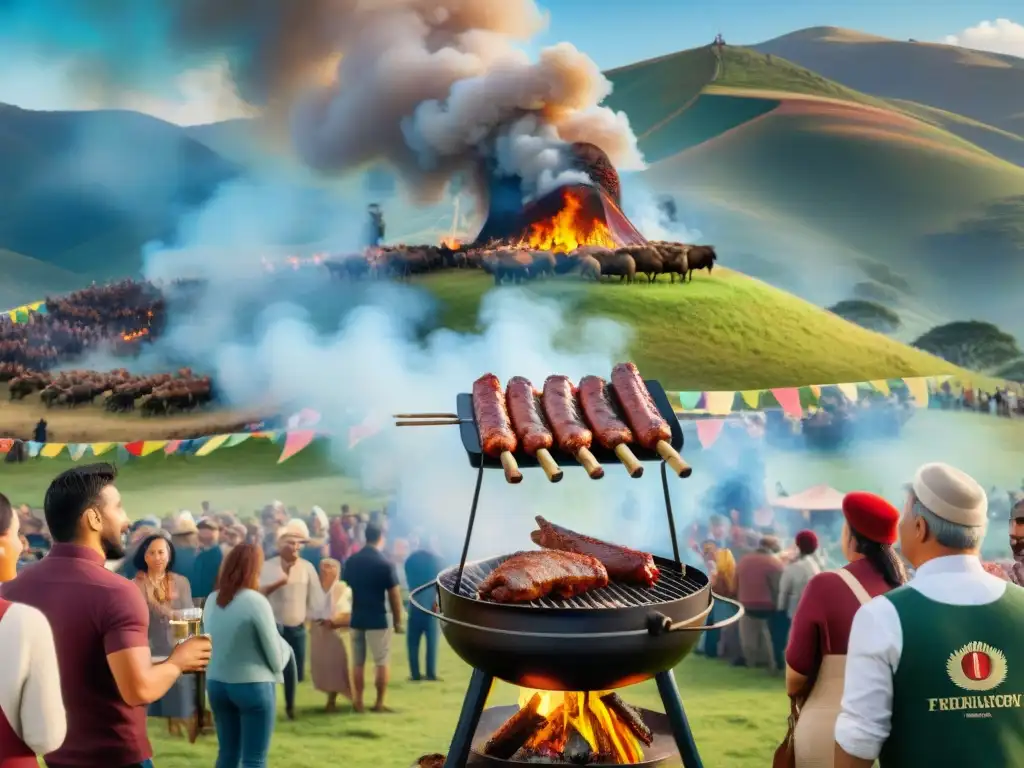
[143, 638, 784, 768]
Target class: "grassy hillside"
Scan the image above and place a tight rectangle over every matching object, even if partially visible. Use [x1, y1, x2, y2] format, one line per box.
[754, 27, 1024, 135]
[0, 249, 84, 309]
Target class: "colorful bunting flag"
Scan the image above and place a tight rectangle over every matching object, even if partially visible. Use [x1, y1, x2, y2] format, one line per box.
[68, 444, 88, 461]
[0, 438, 12, 454]
[39, 443, 66, 458]
[695, 419, 725, 448]
[677, 391, 703, 410]
[704, 391, 736, 415]
[772, 388, 803, 418]
[279, 431, 317, 463]
[225, 433, 251, 447]
[809, 385, 822, 397]
[869, 379, 891, 396]
[90, 443, 114, 456]
[164, 440, 182, 455]
[124, 441, 145, 457]
[740, 390, 761, 409]
[195, 435, 232, 457]
[140, 441, 168, 457]
[836, 383, 859, 402]
[348, 415, 383, 450]
[903, 377, 929, 408]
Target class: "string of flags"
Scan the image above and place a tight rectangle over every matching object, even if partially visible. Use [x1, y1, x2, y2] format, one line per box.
[0, 374, 988, 462]
[2, 300, 47, 324]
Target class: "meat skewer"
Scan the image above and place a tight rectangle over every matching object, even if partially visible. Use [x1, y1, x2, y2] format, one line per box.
[531, 516, 660, 586]
[610, 362, 691, 478]
[578, 375, 644, 478]
[506, 376, 563, 483]
[541, 375, 604, 479]
[477, 550, 609, 603]
[472, 373, 523, 484]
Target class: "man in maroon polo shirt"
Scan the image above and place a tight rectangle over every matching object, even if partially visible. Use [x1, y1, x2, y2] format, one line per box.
[1, 464, 211, 768]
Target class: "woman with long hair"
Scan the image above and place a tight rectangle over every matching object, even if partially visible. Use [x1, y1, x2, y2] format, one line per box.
[309, 558, 353, 712]
[0, 492, 66, 765]
[203, 544, 292, 768]
[783, 492, 907, 767]
[133, 533, 198, 741]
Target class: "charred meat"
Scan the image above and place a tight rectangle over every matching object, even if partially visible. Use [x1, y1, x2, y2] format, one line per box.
[477, 551, 609, 603]
[531, 516, 660, 587]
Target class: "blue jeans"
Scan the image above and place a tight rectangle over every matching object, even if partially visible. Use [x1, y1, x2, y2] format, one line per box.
[278, 624, 306, 712]
[407, 606, 439, 680]
[207, 680, 276, 768]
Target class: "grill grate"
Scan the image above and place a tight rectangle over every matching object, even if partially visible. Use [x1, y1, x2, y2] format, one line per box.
[440, 555, 705, 609]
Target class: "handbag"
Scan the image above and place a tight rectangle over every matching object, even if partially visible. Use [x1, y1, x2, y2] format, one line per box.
[772, 695, 801, 768]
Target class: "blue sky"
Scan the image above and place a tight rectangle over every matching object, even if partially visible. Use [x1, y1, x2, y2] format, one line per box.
[534, 0, 1022, 69]
[0, 1, 1019, 123]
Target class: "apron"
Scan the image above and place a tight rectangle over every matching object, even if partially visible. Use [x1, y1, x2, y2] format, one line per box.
[0, 600, 40, 767]
[793, 568, 872, 768]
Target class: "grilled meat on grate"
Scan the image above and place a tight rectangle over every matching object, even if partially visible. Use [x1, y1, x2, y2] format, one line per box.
[531, 516, 660, 587]
[477, 550, 609, 603]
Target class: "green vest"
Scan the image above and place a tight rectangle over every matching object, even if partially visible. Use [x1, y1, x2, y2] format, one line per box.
[879, 582, 1024, 767]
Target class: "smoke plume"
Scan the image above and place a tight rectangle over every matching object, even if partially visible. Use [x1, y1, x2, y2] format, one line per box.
[4, 0, 644, 201]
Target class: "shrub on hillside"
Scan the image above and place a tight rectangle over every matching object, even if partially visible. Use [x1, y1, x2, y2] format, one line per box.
[828, 299, 901, 334]
[912, 321, 1022, 370]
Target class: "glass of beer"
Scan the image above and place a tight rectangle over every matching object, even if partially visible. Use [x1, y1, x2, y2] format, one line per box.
[171, 608, 204, 643]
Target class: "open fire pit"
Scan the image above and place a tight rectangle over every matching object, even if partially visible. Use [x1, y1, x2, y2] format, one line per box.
[408, 375, 743, 768]
[471, 691, 676, 766]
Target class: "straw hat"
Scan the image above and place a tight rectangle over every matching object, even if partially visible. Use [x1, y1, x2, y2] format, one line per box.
[168, 511, 198, 536]
[276, 518, 310, 542]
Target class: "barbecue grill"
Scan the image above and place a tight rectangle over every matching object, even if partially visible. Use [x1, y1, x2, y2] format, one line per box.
[409, 379, 743, 768]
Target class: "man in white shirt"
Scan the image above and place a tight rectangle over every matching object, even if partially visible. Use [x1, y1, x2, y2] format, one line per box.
[835, 462, 1024, 767]
[260, 518, 325, 720]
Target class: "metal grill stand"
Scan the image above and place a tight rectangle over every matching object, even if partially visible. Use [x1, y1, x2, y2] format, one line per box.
[434, 461, 708, 768]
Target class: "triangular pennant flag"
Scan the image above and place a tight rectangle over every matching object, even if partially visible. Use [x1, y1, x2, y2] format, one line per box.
[140, 440, 168, 457]
[348, 415, 382, 450]
[903, 377, 929, 408]
[704, 391, 735, 415]
[809, 385, 822, 397]
[836, 383, 859, 402]
[772, 388, 802, 418]
[90, 442, 115, 456]
[27, 441, 42, 458]
[225, 433, 251, 447]
[39, 443, 66, 458]
[869, 379, 891, 396]
[164, 440, 182, 455]
[124, 441, 145, 457]
[677, 391, 703, 410]
[278, 431, 317, 463]
[740, 390, 762, 409]
[695, 419, 725, 449]
[116, 445, 131, 462]
[195, 434, 232, 457]
[0, 438, 13, 454]
[68, 444, 88, 461]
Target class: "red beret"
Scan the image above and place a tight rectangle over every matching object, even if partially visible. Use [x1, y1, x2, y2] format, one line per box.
[842, 491, 899, 545]
[795, 529, 818, 553]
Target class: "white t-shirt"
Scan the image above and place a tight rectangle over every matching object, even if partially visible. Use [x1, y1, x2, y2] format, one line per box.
[259, 557, 325, 628]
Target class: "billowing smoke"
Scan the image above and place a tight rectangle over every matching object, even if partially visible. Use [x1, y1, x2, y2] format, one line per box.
[3, 0, 645, 202]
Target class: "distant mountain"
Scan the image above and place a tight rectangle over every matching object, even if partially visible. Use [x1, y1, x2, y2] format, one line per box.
[753, 27, 1024, 137]
[0, 103, 240, 281]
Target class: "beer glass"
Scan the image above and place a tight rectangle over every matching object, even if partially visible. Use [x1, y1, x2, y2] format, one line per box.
[170, 607, 204, 643]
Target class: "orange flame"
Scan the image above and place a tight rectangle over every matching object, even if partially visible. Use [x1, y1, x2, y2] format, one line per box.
[516, 188, 618, 253]
[441, 236, 461, 249]
[121, 328, 149, 342]
[515, 688, 645, 763]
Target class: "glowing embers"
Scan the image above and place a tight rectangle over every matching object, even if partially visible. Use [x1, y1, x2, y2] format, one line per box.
[482, 688, 652, 764]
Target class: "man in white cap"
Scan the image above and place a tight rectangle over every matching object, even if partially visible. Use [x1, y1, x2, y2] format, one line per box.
[168, 511, 199, 586]
[835, 462, 1024, 767]
[260, 518, 325, 720]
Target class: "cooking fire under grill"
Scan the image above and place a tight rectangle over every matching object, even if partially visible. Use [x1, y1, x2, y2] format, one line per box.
[443, 555, 704, 610]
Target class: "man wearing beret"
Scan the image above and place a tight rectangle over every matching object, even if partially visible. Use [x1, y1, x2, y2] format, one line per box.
[835, 463, 1024, 767]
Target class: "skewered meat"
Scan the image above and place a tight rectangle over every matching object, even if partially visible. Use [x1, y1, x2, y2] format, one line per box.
[473, 373, 517, 457]
[578, 375, 632, 449]
[506, 376, 554, 455]
[531, 516, 660, 587]
[541, 375, 592, 453]
[477, 551, 609, 603]
[610, 362, 671, 449]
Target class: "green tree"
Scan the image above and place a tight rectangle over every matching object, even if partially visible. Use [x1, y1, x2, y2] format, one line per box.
[912, 321, 1022, 370]
[828, 299, 901, 334]
[997, 358, 1024, 383]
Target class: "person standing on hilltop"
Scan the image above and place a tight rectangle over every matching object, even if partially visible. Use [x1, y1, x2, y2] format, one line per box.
[835, 463, 1024, 767]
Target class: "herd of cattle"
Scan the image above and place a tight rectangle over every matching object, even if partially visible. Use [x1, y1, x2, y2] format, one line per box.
[1, 363, 214, 416]
[324, 241, 718, 285]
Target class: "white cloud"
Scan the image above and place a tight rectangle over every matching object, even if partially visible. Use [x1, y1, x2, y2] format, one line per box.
[943, 18, 1024, 58]
[0, 57, 254, 125]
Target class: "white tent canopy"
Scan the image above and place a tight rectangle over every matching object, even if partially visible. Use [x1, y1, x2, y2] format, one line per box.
[770, 484, 845, 512]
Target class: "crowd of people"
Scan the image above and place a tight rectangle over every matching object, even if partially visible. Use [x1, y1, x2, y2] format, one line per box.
[935, 380, 1022, 418]
[0, 281, 164, 370]
[691, 464, 1024, 767]
[0, 471, 443, 768]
